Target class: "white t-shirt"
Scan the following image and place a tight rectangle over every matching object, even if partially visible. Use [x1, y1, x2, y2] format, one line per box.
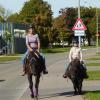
[69, 47, 82, 62]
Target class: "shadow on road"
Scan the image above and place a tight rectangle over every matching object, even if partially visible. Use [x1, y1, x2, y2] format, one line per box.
[40, 91, 76, 99]
[0, 80, 5, 82]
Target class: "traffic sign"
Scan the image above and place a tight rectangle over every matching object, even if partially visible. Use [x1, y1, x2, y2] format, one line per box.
[74, 30, 85, 36]
[72, 18, 87, 30]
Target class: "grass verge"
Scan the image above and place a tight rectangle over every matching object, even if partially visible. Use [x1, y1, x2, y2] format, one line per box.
[86, 63, 100, 66]
[0, 56, 21, 63]
[84, 91, 100, 100]
[87, 70, 100, 80]
[84, 71, 100, 100]
[86, 58, 100, 60]
[42, 47, 70, 53]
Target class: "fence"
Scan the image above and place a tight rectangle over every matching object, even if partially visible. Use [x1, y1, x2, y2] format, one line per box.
[0, 22, 29, 54]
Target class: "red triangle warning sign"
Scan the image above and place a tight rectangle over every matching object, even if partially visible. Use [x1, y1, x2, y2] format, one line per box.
[72, 18, 87, 30]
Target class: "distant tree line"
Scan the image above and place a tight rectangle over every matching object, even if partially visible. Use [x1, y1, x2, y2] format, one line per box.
[0, 0, 100, 47]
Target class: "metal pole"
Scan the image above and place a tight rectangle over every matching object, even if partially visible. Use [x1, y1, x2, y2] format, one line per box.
[11, 23, 14, 54]
[96, 7, 99, 53]
[78, 0, 81, 47]
[79, 36, 81, 48]
[78, 0, 81, 18]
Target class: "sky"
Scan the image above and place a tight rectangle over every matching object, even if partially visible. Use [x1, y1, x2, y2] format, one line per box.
[0, 0, 100, 18]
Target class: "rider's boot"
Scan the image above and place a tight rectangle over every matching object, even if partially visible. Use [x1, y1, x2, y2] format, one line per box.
[22, 65, 26, 76]
[83, 70, 88, 79]
[43, 64, 48, 74]
[63, 64, 70, 78]
[43, 69, 48, 74]
[42, 59, 48, 74]
[80, 63, 88, 79]
[63, 71, 68, 78]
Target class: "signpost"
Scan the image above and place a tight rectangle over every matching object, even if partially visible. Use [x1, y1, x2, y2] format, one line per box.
[72, 18, 87, 47]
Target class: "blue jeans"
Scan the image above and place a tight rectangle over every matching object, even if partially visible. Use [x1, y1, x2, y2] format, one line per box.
[22, 50, 29, 65]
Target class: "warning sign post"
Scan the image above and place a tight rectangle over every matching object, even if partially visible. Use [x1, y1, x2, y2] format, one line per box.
[72, 18, 87, 47]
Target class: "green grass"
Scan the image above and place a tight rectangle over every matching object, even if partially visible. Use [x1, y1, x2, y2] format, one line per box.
[84, 91, 100, 100]
[87, 71, 100, 80]
[86, 57, 100, 60]
[42, 47, 70, 53]
[42, 46, 96, 53]
[0, 56, 21, 63]
[6, 54, 21, 56]
[86, 63, 100, 66]
[82, 45, 96, 49]
[96, 52, 100, 56]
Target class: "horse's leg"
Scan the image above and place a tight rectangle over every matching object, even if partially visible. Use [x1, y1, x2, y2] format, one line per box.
[78, 79, 83, 94]
[34, 74, 40, 99]
[27, 74, 34, 98]
[72, 79, 77, 95]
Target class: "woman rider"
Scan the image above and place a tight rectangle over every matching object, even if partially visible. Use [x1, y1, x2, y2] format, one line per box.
[63, 41, 88, 78]
[22, 25, 48, 75]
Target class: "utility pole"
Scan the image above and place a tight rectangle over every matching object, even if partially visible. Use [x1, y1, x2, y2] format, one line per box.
[11, 23, 14, 54]
[78, 0, 81, 48]
[78, 0, 81, 18]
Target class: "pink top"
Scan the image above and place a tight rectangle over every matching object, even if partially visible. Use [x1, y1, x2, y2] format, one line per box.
[26, 34, 40, 49]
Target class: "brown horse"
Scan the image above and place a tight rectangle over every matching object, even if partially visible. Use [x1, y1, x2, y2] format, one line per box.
[24, 51, 44, 99]
[68, 59, 84, 94]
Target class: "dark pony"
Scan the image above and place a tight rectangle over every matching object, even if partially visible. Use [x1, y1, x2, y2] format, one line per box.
[68, 59, 84, 94]
[24, 51, 44, 99]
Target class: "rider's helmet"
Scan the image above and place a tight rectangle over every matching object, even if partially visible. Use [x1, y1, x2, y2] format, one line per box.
[72, 40, 79, 47]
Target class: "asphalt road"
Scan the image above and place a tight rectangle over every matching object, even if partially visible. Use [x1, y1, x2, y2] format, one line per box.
[0, 48, 100, 100]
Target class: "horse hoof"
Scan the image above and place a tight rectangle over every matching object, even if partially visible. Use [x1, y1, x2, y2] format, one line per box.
[74, 91, 78, 95]
[34, 96, 38, 100]
[31, 94, 34, 98]
[79, 91, 83, 95]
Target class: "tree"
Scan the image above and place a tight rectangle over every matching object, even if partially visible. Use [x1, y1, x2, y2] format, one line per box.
[18, 0, 53, 47]
[53, 8, 77, 45]
[0, 5, 11, 22]
[53, 7, 100, 46]
[81, 7, 96, 45]
[7, 13, 19, 22]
